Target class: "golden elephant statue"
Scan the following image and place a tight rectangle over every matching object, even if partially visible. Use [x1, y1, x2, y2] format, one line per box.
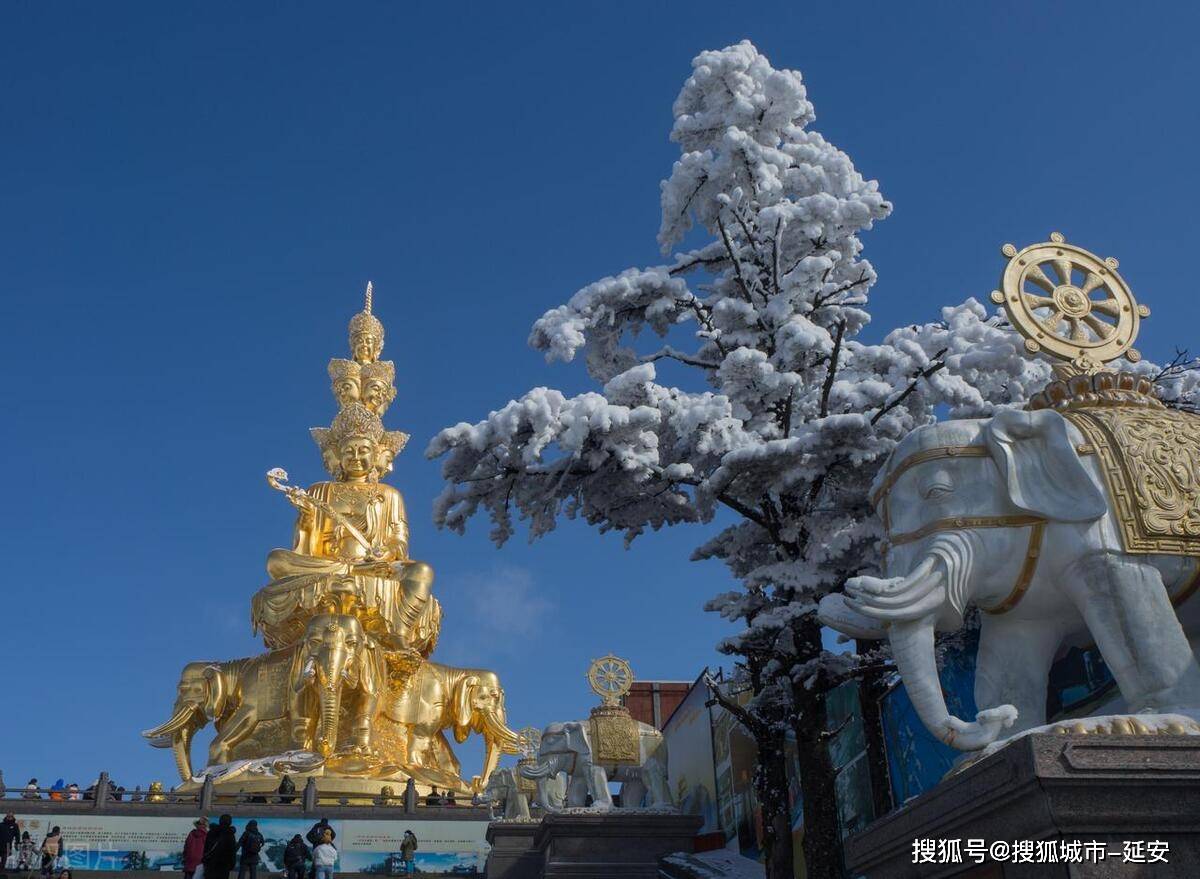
[144, 613, 382, 779]
[382, 660, 522, 791]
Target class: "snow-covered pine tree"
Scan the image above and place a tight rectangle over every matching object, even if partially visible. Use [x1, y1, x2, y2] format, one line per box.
[426, 41, 1189, 876]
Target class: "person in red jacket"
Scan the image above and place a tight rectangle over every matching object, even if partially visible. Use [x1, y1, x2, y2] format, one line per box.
[183, 818, 209, 879]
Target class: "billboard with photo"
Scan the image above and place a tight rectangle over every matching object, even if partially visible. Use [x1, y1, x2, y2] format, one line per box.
[8, 814, 488, 875]
[661, 674, 719, 834]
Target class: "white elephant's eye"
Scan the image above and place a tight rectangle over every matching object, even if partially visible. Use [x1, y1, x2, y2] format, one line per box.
[922, 483, 953, 499]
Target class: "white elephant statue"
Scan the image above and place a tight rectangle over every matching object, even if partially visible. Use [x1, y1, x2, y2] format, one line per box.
[518, 719, 673, 810]
[482, 766, 530, 819]
[819, 406, 1200, 751]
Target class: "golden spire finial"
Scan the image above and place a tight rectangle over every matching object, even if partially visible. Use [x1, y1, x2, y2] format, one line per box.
[348, 281, 385, 364]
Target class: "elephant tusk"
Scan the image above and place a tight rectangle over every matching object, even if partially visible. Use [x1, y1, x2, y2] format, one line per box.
[142, 704, 201, 742]
[846, 586, 947, 622]
[845, 557, 946, 615]
[846, 556, 939, 602]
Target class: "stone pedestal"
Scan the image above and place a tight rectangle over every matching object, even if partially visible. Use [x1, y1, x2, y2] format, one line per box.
[486, 811, 702, 879]
[846, 733, 1200, 878]
[486, 820, 542, 879]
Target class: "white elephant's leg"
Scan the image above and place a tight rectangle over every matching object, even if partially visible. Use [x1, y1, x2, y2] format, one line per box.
[620, 775, 646, 808]
[566, 773, 589, 807]
[1063, 553, 1200, 713]
[975, 613, 1065, 734]
[586, 764, 613, 809]
[643, 761, 673, 806]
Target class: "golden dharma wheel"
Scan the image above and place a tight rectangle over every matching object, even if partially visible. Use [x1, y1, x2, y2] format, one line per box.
[991, 232, 1149, 372]
[587, 654, 634, 706]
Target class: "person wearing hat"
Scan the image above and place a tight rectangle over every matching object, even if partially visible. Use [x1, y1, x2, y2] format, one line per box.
[183, 818, 208, 879]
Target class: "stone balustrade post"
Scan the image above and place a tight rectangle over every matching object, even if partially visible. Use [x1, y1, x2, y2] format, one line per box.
[403, 777, 416, 813]
[199, 777, 215, 812]
[94, 772, 110, 810]
[302, 777, 318, 814]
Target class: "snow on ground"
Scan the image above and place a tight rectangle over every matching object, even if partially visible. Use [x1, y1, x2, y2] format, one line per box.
[662, 849, 765, 878]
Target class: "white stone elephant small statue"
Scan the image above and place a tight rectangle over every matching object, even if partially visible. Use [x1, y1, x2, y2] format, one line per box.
[819, 406, 1200, 751]
[482, 766, 530, 819]
[518, 719, 673, 810]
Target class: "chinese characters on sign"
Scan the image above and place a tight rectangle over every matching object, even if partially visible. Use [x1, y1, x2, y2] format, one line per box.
[911, 838, 1168, 865]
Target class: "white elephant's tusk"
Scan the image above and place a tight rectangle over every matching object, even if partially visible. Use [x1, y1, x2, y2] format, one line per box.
[846, 584, 947, 622]
[846, 556, 939, 599]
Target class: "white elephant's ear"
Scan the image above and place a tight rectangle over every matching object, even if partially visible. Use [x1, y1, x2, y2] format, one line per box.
[985, 408, 1106, 522]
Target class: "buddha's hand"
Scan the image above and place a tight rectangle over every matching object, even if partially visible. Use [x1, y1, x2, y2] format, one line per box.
[351, 559, 396, 578]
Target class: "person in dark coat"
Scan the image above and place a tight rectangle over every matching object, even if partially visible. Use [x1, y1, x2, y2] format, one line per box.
[304, 820, 334, 847]
[236, 820, 264, 879]
[277, 774, 296, 804]
[0, 813, 20, 867]
[304, 820, 334, 879]
[282, 835, 310, 879]
[201, 815, 238, 879]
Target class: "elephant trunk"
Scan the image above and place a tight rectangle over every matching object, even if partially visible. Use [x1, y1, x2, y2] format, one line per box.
[889, 608, 1017, 751]
[316, 686, 341, 757]
[172, 725, 197, 781]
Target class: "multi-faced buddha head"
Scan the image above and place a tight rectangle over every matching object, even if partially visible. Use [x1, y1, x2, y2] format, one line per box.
[319, 403, 386, 482]
[376, 429, 410, 476]
[359, 361, 396, 415]
[328, 359, 361, 408]
[349, 311, 384, 365]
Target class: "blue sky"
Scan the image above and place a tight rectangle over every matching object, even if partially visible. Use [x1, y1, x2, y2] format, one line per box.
[2, 1, 1198, 788]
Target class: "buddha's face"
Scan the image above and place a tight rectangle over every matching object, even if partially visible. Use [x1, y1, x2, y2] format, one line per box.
[339, 436, 377, 480]
[332, 376, 360, 407]
[362, 378, 390, 411]
[351, 331, 382, 364]
[377, 448, 396, 475]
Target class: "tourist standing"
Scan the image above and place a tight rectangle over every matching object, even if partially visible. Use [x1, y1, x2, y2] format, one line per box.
[23, 779, 39, 799]
[282, 835, 310, 879]
[311, 831, 336, 879]
[17, 832, 36, 871]
[0, 813, 20, 868]
[277, 774, 296, 804]
[236, 820, 264, 879]
[399, 831, 418, 876]
[182, 818, 208, 879]
[39, 827, 65, 877]
[304, 819, 334, 848]
[201, 815, 237, 879]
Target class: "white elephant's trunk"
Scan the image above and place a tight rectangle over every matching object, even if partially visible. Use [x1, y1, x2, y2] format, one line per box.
[851, 546, 1016, 751]
[888, 614, 962, 746]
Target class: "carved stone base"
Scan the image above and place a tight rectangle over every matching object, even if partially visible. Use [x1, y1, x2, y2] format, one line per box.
[486, 812, 701, 879]
[485, 821, 542, 879]
[846, 734, 1200, 878]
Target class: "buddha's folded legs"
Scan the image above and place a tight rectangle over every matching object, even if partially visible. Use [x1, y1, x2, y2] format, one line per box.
[266, 548, 351, 580]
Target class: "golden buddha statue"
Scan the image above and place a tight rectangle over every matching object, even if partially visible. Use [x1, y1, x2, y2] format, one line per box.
[145, 281, 521, 797]
[257, 404, 437, 654]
